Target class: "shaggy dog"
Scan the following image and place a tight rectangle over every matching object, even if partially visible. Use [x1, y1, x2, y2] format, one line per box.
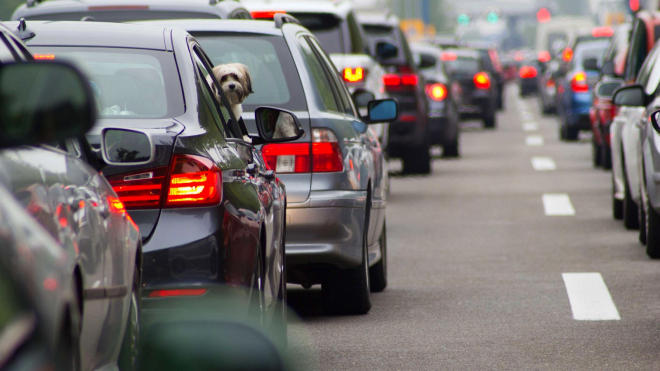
[211, 63, 254, 120]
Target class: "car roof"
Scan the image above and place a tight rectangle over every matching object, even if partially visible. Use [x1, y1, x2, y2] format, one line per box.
[3, 20, 171, 50]
[11, 0, 247, 20]
[133, 19, 286, 36]
[410, 42, 442, 55]
[243, 0, 352, 18]
[355, 11, 398, 26]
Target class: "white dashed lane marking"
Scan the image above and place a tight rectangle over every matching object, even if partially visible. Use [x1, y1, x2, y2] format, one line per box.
[542, 193, 575, 216]
[531, 157, 556, 171]
[523, 122, 538, 132]
[525, 135, 544, 146]
[562, 273, 621, 321]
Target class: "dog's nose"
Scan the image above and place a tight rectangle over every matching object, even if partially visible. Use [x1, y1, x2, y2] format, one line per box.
[228, 83, 235, 90]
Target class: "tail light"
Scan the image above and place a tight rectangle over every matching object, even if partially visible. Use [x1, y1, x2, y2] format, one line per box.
[562, 48, 573, 62]
[382, 74, 418, 92]
[519, 66, 537, 79]
[250, 10, 285, 19]
[611, 104, 619, 119]
[592, 26, 613, 37]
[571, 72, 589, 93]
[538, 51, 551, 62]
[262, 129, 343, 174]
[473, 72, 491, 89]
[107, 154, 222, 210]
[441, 52, 457, 61]
[546, 78, 555, 88]
[425, 83, 447, 101]
[343, 67, 365, 83]
[147, 288, 208, 298]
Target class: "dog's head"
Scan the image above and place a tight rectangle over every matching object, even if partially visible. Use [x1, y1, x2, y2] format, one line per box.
[211, 63, 254, 106]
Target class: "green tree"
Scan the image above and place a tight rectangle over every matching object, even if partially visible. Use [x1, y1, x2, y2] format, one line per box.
[0, 0, 24, 21]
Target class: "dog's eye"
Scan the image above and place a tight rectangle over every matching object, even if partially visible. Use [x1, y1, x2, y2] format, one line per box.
[220, 76, 228, 82]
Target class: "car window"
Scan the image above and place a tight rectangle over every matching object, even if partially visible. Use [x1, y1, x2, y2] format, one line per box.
[626, 18, 648, 82]
[291, 12, 344, 54]
[297, 36, 341, 113]
[3, 33, 30, 61]
[636, 44, 660, 89]
[306, 37, 355, 116]
[0, 33, 20, 63]
[445, 57, 479, 74]
[193, 33, 307, 112]
[346, 11, 367, 54]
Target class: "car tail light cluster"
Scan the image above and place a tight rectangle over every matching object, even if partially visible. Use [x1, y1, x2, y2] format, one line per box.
[538, 51, 551, 63]
[261, 128, 343, 174]
[519, 66, 537, 79]
[382, 73, 419, 92]
[343, 67, 365, 83]
[107, 154, 222, 210]
[425, 83, 447, 101]
[546, 78, 555, 88]
[562, 48, 573, 62]
[592, 26, 614, 38]
[147, 288, 208, 298]
[571, 72, 589, 93]
[473, 72, 491, 89]
[250, 10, 285, 19]
[441, 52, 457, 61]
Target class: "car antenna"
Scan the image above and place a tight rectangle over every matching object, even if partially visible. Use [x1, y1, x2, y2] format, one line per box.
[14, 18, 35, 41]
[26, 0, 45, 8]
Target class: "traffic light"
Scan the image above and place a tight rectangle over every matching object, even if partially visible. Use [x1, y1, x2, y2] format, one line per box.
[537, 7, 551, 23]
[487, 11, 499, 23]
[457, 13, 470, 25]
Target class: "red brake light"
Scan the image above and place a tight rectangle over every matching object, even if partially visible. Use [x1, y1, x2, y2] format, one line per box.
[165, 155, 222, 207]
[250, 10, 285, 19]
[425, 83, 447, 101]
[562, 48, 573, 62]
[519, 66, 538, 79]
[546, 78, 555, 88]
[107, 167, 168, 210]
[401, 74, 418, 86]
[383, 74, 418, 92]
[311, 128, 343, 172]
[592, 26, 614, 38]
[33, 54, 55, 60]
[147, 288, 208, 298]
[473, 72, 491, 89]
[571, 72, 589, 93]
[382, 74, 401, 86]
[538, 51, 551, 62]
[441, 52, 457, 61]
[343, 67, 365, 83]
[261, 129, 343, 174]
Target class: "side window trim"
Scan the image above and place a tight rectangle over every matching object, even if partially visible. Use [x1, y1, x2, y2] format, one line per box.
[304, 35, 349, 114]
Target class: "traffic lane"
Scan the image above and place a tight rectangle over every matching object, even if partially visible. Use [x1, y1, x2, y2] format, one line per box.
[284, 86, 660, 370]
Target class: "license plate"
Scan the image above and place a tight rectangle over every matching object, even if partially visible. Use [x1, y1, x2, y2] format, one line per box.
[276, 155, 295, 173]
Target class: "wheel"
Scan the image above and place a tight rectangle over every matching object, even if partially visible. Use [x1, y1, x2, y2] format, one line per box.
[269, 216, 288, 348]
[55, 284, 81, 371]
[442, 141, 459, 158]
[565, 126, 579, 141]
[639, 189, 647, 245]
[592, 137, 602, 167]
[645, 191, 660, 258]
[369, 219, 387, 293]
[497, 88, 504, 110]
[119, 267, 141, 371]
[612, 175, 623, 220]
[601, 142, 612, 170]
[402, 141, 431, 174]
[483, 108, 496, 129]
[322, 205, 371, 315]
[623, 163, 639, 229]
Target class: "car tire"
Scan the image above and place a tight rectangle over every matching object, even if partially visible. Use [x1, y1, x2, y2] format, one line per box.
[592, 138, 602, 167]
[497, 89, 504, 110]
[483, 108, 496, 129]
[402, 140, 431, 174]
[564, 126, 579, 141]
[118, 266, 141, 371]
[55, 284, 81, 371]
[601, 142, 612, 170]
[322, 207, 371, 315]
[622, 158, 639, 229]
[442, 141, 460, 158]
[369, 219, 387, 293]
[612, 175, 623, 220]
[645, 190, 660, 258]
[639, 189, 647, 245]
[270, 218, 288, 348]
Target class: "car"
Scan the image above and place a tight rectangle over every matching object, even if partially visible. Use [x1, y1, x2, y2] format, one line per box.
[137, 16, 397, 315]
[410, 41, 461, 157]
[1, 21, 143, 370]
[518, 57, 541, 97]
[554, 39, 609, 140]
[535, 16, 596, 64]
[357, 11, 432, 174]
[245, 1, 390, 148]
[464, 42, 505, 110]
[588, 24, 629, 169]
[11, 0, 252, 21]
[14, 20, 304, 340]
[441, 48, 498, 129]
[610, 10, 660, 230]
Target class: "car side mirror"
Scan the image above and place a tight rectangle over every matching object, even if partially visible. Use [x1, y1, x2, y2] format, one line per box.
[594, 79, 624, 99]
[612, 84, 646, 107]
[101, 128, 154, 166]
[651, 109, 660, 133]
[364, 99, 398, 124]
[583, 58, 599, 71]
[352, 89, 376, 109]
[601, 60, 615, 76]
[375, 41, 398, 61]
[254, 106, 305, 143]
[0, 61, 96, 149]
[419, 53, 437, 69]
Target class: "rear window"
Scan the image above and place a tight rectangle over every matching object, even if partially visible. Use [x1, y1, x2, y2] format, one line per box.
[575, 41, 609, 67]
[24, 11, 219, 22]
[30, 46, 184, 118]
[193, 34, 307, 112]
[289, 13, 343, 54]
[445, 57, 479, 74]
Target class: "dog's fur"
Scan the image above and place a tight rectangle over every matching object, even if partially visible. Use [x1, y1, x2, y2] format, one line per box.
[273, 113, 298, 139]
[211, 63, 254, 120]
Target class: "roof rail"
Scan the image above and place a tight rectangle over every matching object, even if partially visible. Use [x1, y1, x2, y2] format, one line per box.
[274, 13, 301, 28]
[26, 0, 45, 8]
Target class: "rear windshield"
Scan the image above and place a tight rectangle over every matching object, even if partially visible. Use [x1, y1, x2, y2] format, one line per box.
[575, 41, 609, 67]
[193, 34, 307, 112]
[30, 46, 184, 118]
[23, 11, 219, 22]
[289, 13, 343, 54]
[445, 57, 479, 74]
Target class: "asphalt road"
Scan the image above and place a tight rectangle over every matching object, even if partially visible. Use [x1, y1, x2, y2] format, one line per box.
[284, 85, 660, 370]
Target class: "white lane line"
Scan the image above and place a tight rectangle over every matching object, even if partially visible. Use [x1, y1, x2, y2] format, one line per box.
[525, 135, 544, 146]
[531, 157, 556, 171]
[542, 193, 575, 216]
[523, 122, 538, 132]
[562, 273, 620, 321]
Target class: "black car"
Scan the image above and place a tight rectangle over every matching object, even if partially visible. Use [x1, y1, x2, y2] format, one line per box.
[17, 20, 303, 340]
[357, 11, 432, 174]
[11, 0, 252, 21]
[465, 43, 505, 110]
[442, 48, 498, 128]
[410, 41, 461, 157]
[519, 57, 541, 96]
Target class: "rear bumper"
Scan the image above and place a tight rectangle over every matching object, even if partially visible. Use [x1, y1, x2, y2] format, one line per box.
[286, 190, 368, 270]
